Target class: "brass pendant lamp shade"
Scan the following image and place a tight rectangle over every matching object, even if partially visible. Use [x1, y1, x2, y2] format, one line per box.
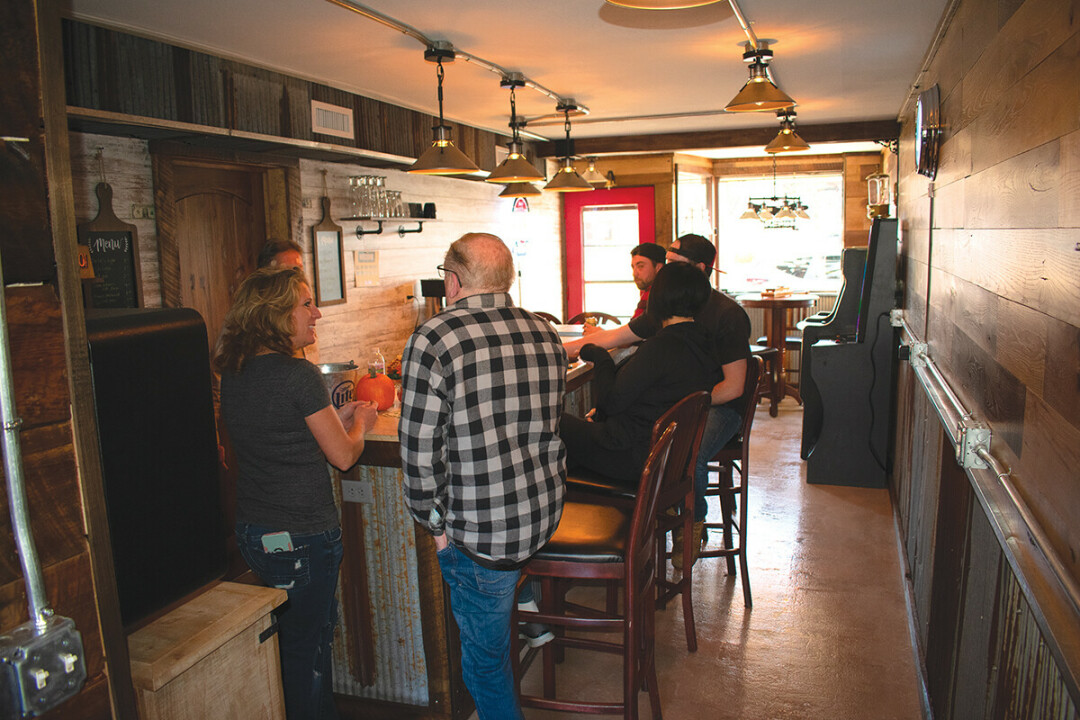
[544, 106, 594, 193]
[487, 140, 544, 183]
[725, 47, 795, 113]
[409, 48, 479, 175]
[410, 125, 480, 175]
[487, 81, 544, 183]
[546, 158, 595, 192]
[580, 157, 608, 186]
[499, 182, 542, 198]
[765, 111, 810, 153]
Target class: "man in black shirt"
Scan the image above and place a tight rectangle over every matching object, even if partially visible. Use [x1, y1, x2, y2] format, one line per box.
[564, 234, 751, 567]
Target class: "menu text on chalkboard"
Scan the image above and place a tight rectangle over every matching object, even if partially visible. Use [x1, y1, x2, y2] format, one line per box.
[84, 230, 138, 308]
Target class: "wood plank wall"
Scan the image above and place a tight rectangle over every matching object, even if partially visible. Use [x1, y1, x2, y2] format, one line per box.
[1, 1, 132, 717]
[60, 20, 505, 173]
[65, 133, 564, 365]
[893, 0, 1080, 714]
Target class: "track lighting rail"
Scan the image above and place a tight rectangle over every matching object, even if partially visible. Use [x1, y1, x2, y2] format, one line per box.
[326, 0, 586, 116]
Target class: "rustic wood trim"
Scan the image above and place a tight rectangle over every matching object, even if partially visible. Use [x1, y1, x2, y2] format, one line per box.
[37, 1, 138, 716]
[536, 120, 901, 157]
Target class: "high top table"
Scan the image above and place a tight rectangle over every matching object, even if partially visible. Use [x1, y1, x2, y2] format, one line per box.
[736, 293, 817, 416]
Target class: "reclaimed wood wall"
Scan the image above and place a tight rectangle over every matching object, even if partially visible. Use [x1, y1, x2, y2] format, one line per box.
[892, 0, 1080, 715]
[1, 1, 132, 717]
[60, 20, 503, 173]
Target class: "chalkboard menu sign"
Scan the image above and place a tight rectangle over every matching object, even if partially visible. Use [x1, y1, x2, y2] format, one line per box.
[77, 183, 142, 308]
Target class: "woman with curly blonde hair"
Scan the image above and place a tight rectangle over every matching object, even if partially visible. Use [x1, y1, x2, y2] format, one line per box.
[214, 266, 376, 720]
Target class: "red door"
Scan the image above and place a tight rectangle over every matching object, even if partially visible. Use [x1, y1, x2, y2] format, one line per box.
[564, 186, 656, 320]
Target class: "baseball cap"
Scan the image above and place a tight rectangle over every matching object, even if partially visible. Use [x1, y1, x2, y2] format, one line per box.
[668, 234, 721, 271]
[630, 243, 666, 265]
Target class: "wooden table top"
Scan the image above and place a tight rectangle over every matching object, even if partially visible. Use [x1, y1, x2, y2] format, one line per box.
[736, 293, 818, 308]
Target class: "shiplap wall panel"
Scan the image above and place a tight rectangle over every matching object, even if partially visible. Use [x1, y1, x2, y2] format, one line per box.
[298, 158, 562, 366]
[893, 0, 1080, 713]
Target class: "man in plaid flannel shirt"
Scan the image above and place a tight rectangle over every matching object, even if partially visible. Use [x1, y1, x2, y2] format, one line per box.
[399, 232, 566, 720]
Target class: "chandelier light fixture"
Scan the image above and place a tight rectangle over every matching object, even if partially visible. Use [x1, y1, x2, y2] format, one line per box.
[740, 157, 808, 229]
[725, 42, 796, 113]
[486, 74, 545, 184]
[544, 103, 594, 192]
[408, 44, 480, 175]
[764, 110, 810, 153]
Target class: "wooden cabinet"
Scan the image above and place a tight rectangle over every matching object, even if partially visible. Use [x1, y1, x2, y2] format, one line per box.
[127, 583, 287, 720]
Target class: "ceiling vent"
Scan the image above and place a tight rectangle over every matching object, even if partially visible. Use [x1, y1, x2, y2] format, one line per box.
[311, 100, 354, 140]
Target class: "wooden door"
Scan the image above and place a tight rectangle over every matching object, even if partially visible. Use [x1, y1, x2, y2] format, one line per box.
[158, 160, 267, 347]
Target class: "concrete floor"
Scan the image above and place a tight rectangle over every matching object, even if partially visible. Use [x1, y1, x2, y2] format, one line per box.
[507, 403, 928, 720]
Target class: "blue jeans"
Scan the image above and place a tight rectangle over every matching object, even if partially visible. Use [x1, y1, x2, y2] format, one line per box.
[436, 542, 524, 720]
[694, 405, 743, 521]
[237, 523, 343, 720]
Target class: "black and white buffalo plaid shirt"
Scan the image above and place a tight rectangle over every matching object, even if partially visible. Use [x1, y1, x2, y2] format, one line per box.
[399, 292, 567, 568]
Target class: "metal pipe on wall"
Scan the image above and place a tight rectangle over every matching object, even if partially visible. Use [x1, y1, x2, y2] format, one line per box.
[0, 249, 51, 629]
[899, 316, 1080, 693]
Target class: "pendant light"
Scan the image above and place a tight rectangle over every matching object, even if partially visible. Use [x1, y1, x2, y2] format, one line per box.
[544, 104, 594, 192]
[408, 44, 480, 175]
[725, 43, 795, 113]
[499, 182, 542, 198]
[580, 157, 608, 186]
[764, 110, 810, 153]
[486, 75, 545, 184]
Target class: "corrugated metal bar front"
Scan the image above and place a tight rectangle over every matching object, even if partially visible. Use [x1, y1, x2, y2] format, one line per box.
[332, 463, 429, 706]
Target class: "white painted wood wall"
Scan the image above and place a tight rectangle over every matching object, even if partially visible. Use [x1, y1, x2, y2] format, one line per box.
[69, 132, 565, 368]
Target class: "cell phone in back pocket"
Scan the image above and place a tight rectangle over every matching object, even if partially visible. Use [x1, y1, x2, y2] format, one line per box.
[261, 531, 293, 553]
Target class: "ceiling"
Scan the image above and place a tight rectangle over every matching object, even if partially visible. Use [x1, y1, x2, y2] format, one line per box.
[66, 0, 950, 155]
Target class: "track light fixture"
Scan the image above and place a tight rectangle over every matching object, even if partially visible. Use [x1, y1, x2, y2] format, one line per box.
[725, 42, 795, 113]
[544, 103, 594, 192]
[486, 75, 545, 184]
[764, 110, 810, 153]
[408, 44, 480, 175]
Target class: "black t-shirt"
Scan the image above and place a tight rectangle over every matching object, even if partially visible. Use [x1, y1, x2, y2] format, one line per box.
[628, 288, 752, 414]
[221, 353, 337, 534]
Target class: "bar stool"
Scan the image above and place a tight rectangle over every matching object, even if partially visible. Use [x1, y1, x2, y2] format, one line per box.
[514, 425, 676, 719]
[563, 391, 711, 651]
[699, 355, 762, 608]
[750, 344, 779, 412]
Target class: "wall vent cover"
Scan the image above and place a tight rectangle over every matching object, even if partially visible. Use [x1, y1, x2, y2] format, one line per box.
[311, 100, 354, 140]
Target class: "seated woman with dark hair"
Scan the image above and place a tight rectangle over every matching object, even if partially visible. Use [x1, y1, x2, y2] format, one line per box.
[561, 262, 720, 485]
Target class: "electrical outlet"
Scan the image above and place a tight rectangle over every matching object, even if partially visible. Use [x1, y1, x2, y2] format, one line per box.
[0, 615, 87, 717]
[341, 480, 374, 504]
[130, 204, 155, 219]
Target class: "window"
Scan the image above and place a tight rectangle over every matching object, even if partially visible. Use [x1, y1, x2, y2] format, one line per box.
[581, 204, 641, 321]
[714, 173, 844, 294]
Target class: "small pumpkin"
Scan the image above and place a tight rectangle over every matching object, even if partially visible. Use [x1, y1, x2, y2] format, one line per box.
[356, 371, 396, 411]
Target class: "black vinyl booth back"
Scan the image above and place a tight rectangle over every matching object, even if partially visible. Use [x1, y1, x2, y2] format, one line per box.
[86, 308, 225, 629]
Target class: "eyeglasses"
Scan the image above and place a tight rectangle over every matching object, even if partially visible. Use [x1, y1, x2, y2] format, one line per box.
[436, 265, 459, 283]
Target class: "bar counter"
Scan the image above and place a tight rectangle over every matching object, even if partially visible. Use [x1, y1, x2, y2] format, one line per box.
[328, 359, 595, 719]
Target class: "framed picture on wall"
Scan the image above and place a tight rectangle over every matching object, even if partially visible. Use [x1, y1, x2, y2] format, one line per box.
[312, 196, 347, 306]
